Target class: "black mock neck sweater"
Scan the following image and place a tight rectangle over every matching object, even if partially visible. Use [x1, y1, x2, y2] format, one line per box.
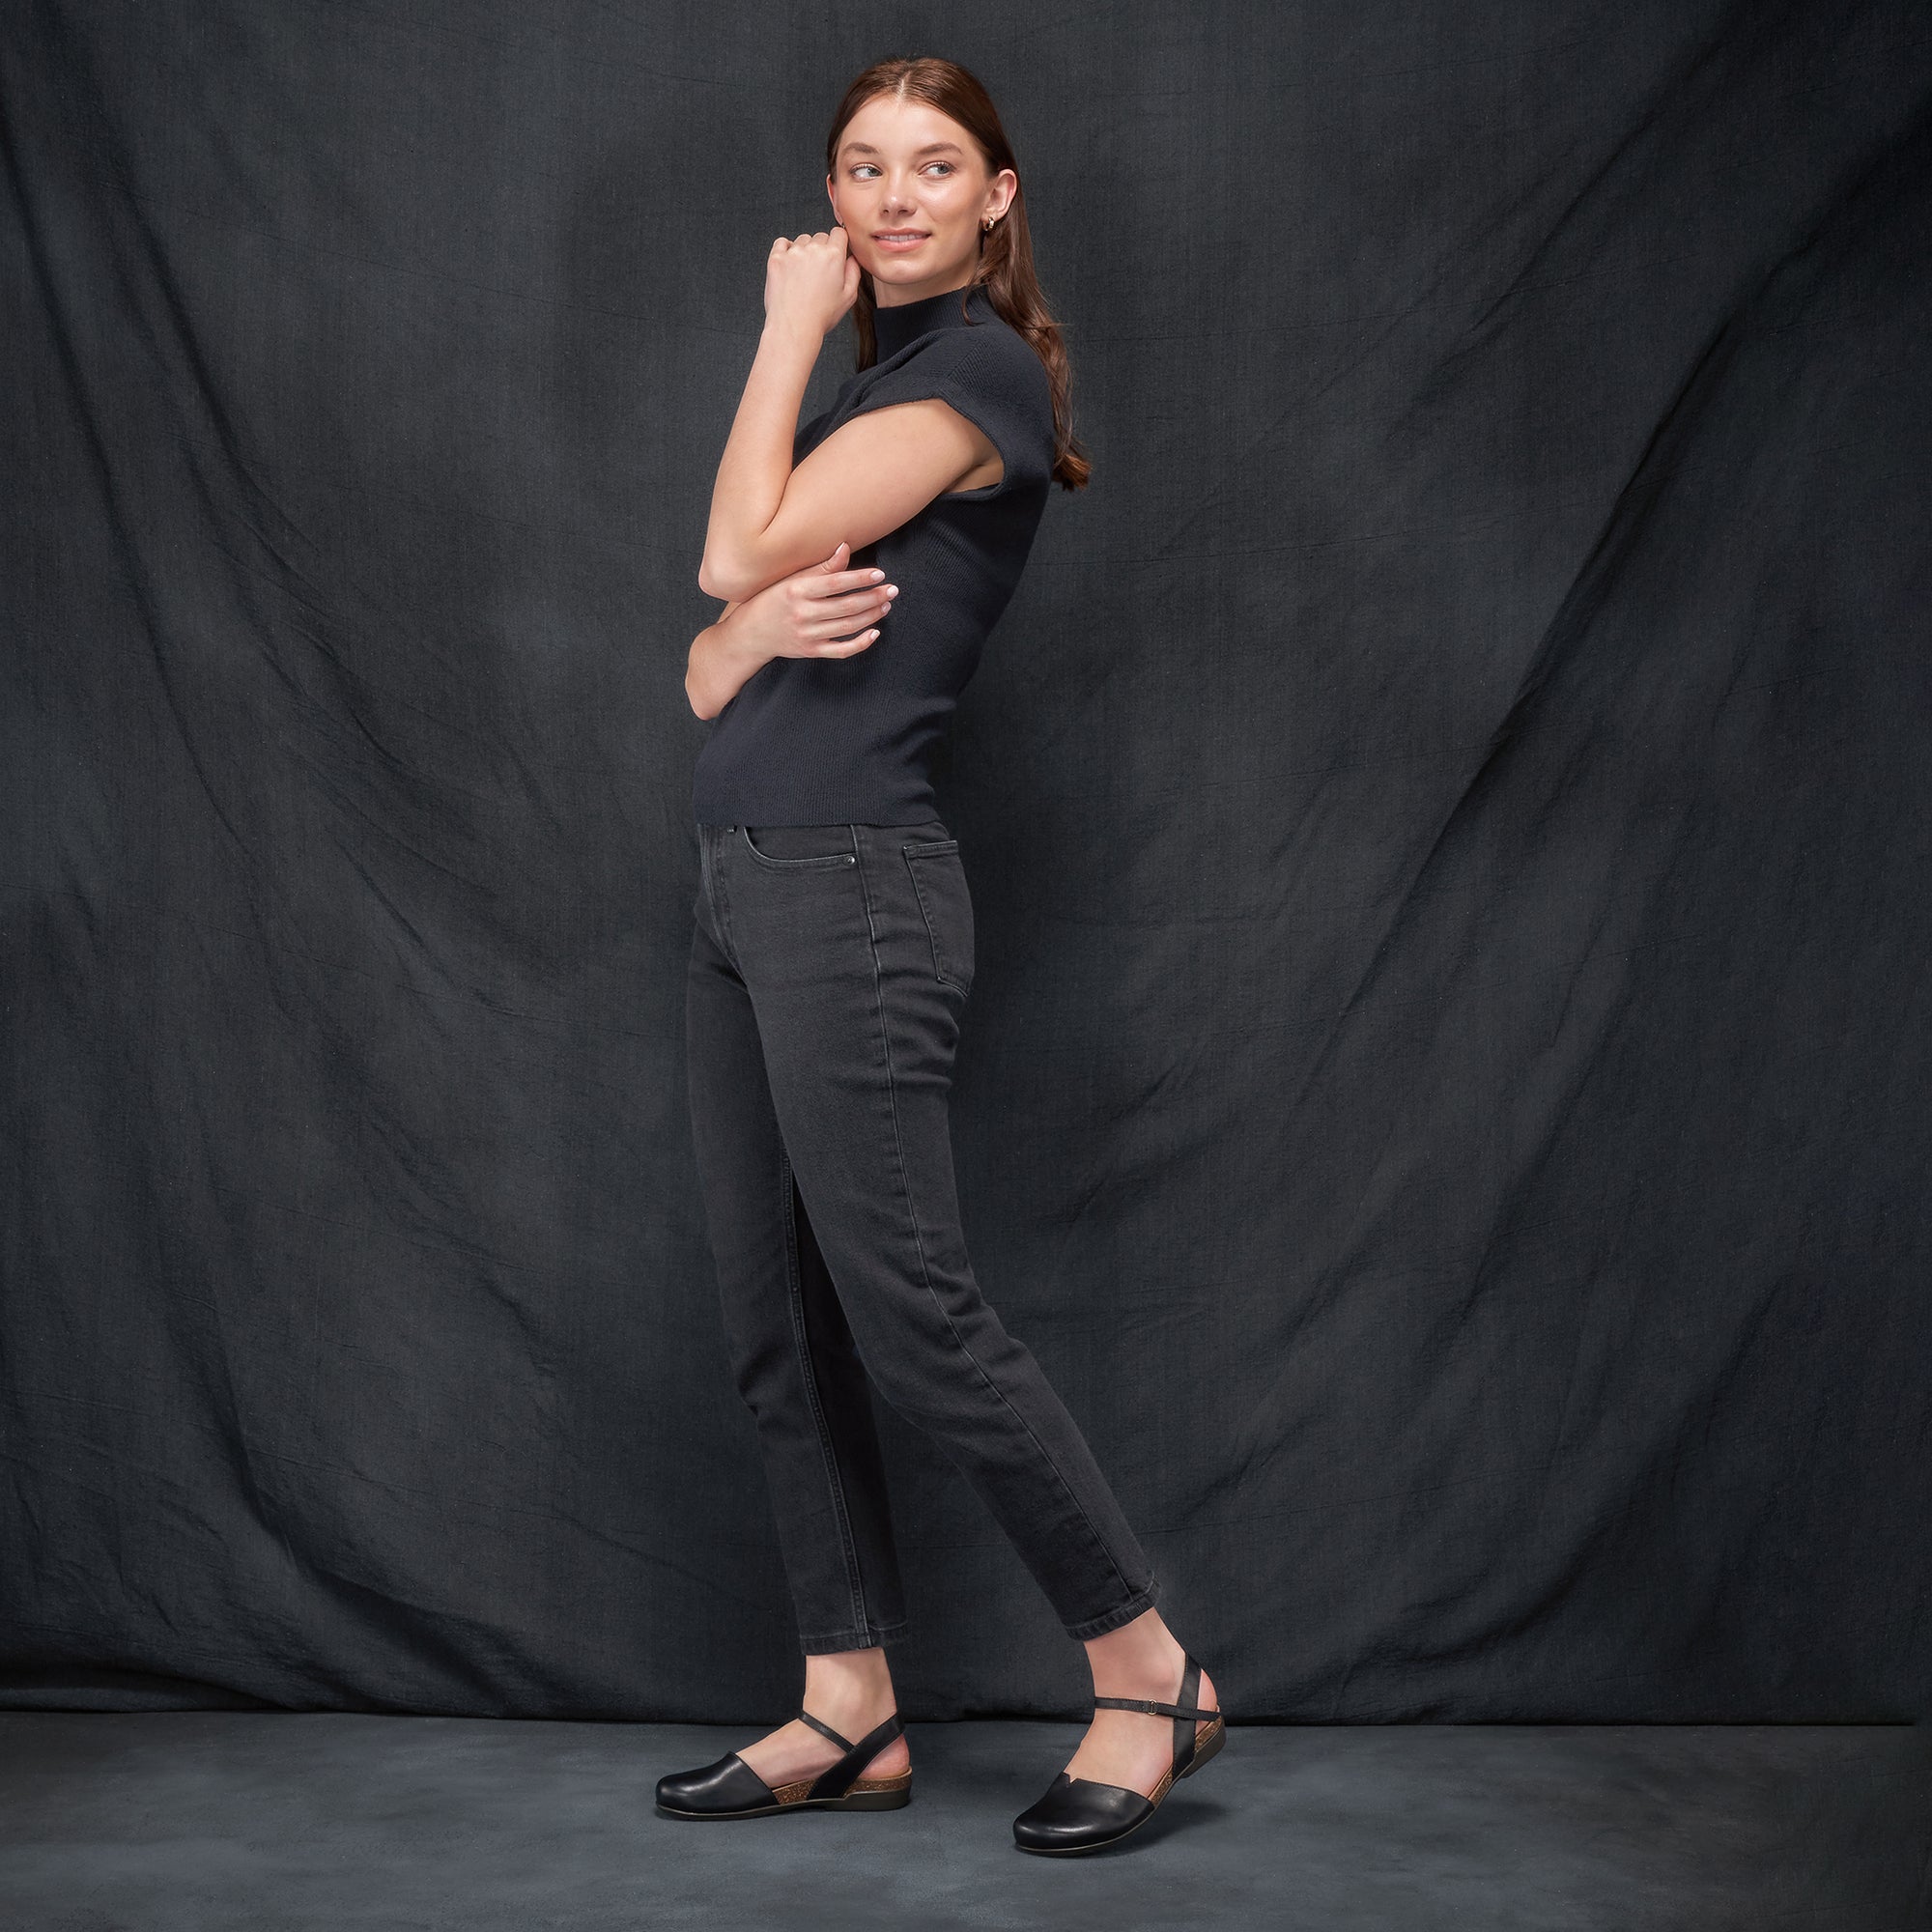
[691, 280, 1058, 826]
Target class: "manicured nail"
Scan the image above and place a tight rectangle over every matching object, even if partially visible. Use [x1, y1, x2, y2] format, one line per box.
[871, 570, 885, 581]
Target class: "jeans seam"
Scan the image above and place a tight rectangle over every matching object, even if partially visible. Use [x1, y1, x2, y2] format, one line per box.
[778, 1144, 872, 1642]
[708, 829, 742, 973]
[851, 838, 1137, 1611]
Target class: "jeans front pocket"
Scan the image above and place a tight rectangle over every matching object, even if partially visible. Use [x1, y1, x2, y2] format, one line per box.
[901, 838, 975, 997]
[740, 825, 858, 870]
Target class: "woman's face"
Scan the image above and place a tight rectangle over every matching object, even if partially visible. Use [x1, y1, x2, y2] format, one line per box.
[827, 95, 1015, 304]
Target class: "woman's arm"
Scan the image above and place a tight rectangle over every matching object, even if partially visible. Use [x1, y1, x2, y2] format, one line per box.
[684, 601, 750, 723]
[697, 228, 996, 604]
[685, 541, 898, 722]
[700, 401, 993, 603]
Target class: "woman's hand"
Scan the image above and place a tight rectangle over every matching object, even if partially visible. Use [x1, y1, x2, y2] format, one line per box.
[763, 226, 861, 342]
[726, 540, 895, 662]
[685, 542, 896, 720]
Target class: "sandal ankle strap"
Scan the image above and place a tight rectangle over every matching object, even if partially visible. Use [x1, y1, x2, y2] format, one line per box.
[800, 1708, 905, 1802]
[1092, 1649, 1219, 1777]
[796, 1709, 855, 1752]
[1092, 1695, 1219, 1719]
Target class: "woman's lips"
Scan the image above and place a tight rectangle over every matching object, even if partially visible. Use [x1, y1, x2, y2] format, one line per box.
[873, 232, 929, 250]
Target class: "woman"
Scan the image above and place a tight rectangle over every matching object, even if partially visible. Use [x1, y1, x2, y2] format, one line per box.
[659, 57, 1226, 1857]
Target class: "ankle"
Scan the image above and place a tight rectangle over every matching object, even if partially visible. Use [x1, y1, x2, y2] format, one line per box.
[801, 1646, 897, 1730]
[1084, 1610, 1187, 1696]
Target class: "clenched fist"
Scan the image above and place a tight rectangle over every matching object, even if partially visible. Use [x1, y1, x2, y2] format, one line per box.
[764, 226, 863, 341]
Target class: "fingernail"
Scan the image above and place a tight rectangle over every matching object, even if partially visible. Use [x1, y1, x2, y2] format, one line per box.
[871, 570, 885, 581]
[885, 584, 897, 595]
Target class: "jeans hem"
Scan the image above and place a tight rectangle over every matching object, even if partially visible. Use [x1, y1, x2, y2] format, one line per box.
[1062, 1575, 1161, 1642]
[798, 1618, 911, 1656]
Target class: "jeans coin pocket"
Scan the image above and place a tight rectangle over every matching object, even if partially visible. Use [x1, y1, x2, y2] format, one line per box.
[901, 839, 974, 997]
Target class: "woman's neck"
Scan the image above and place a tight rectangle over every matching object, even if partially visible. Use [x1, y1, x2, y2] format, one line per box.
[871, 280, 985, 358]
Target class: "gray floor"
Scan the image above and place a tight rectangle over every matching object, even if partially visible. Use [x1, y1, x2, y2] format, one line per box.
[0, 1714, 1925, 1929]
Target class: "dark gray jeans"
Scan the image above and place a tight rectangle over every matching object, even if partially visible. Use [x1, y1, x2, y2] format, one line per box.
[685, 817, 1161, 1654]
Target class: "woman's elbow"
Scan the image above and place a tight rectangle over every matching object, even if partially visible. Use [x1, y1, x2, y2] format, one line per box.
[697, 552, 755, 602]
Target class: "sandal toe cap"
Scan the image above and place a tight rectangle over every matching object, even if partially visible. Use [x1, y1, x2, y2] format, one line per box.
[1011, 1771, 1153, 1851]
[655, 1751, 777, 1815]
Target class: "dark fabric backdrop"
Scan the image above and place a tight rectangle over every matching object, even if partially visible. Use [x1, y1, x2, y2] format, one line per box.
[4, 0, 1928, 1723]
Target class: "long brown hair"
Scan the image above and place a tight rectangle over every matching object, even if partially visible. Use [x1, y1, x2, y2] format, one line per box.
[825, 58, 1091, 492]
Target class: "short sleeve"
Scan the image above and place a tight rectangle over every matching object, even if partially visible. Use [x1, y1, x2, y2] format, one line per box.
[839, 327, 1055, 498]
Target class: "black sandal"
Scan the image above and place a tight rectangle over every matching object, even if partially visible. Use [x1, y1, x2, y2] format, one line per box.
[655, 1709, 912, 1820]
[1011, 1649, 1225, 1855]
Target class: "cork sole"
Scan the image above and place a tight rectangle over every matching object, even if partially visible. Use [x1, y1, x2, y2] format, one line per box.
[769, 1767, 913, 1807]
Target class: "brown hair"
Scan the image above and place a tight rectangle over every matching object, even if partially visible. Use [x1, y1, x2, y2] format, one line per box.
[824, 57, 1091, 492]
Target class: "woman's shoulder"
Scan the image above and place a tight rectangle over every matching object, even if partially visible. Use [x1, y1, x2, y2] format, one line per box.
[917, 314, 1050, 405]
[866, 317, 1054, 451]
[802, 310, 1057, 481]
